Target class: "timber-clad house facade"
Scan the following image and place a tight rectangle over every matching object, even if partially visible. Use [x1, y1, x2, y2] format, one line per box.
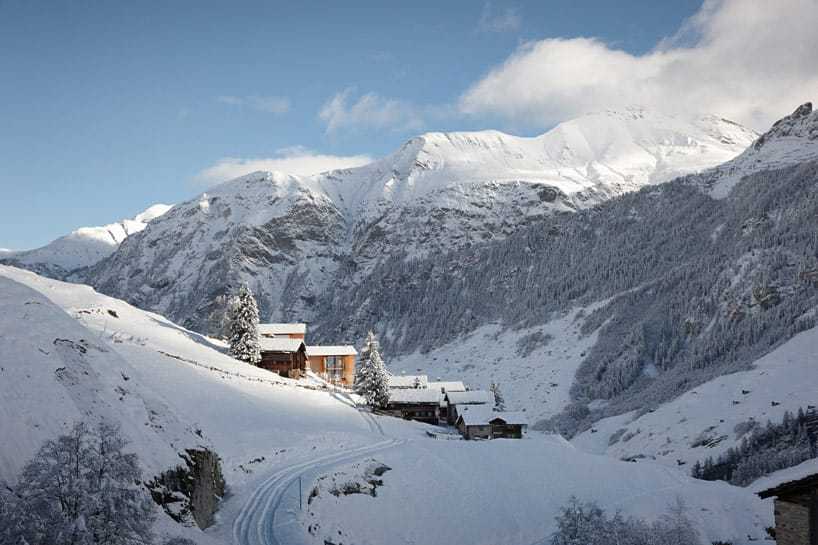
[256, 323, 357, 386]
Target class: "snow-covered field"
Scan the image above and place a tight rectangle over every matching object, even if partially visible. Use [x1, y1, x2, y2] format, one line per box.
[304, 432, 771, 545]
[0, 265, 779, 544]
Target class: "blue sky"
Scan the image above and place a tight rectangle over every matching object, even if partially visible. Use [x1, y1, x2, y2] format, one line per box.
[2, 0, 814, 249]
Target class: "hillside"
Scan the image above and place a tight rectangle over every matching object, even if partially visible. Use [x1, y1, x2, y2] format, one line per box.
[318, 103, 818, 438]
[0, 265, 774, 545]
[80, 109, 755, 333]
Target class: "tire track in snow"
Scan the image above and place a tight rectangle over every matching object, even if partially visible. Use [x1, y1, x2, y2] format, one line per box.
[232, 435, 403, 545]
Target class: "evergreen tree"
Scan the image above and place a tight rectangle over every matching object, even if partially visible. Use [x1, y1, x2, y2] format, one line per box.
[0, 421, 155, 545]
[228, 283, 261, 365]
[354, 331, 390, 408]
[490, 382, 505, 412]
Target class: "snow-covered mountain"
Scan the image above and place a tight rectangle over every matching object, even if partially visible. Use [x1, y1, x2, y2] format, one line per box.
[1, 203, 172, 277]
[318, 103, 818, 451]
[84, 109, 756, 332]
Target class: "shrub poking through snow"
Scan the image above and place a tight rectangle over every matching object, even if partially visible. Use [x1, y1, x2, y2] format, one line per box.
[354, 331, 390, 409]
[551, 496, 699, 545]
[228, 283, 261, 365]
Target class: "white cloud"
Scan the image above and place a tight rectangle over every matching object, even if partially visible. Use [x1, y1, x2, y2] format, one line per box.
[319, 89, 425, 134]
[217, 95, 291, 114]
[195, 147, 373, 185]
[460, 0, 818, 131]
[478, 2, 521, 33]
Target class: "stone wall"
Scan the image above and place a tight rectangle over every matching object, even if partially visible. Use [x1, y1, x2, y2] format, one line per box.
[147, 447, 226, 530]
[773, 497, 811, 545]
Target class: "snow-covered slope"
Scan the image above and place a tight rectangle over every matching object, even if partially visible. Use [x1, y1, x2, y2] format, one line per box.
[1, 203, 172, 277]
[85, 110, 755, 332]
[0, 266, 774, 544]
[571, 324, 818, 469]
[305, 435, 770, 545]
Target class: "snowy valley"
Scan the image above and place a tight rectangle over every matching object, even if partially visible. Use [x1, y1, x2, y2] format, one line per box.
[2, 104, 817, 545]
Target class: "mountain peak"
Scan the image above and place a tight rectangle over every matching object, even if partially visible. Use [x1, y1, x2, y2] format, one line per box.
[702, 101, 818, 198]
[753, 102, 817, 151]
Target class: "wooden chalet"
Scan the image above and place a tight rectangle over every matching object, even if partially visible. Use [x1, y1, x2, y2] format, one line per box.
[444, 390, 494, 426]
[758, 472, 818, 545]
[258, 336, 307, 378]
[306, 345, 357, 386]
[384, 388, 442, 424]
[428, 381, 466, 423]
[388, 374, 429, 389]
[258, 323, 306, 340]
[455, 405, 528, 440]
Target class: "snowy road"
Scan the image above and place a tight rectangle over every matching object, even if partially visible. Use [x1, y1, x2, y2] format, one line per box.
[232, 409, 402, 545]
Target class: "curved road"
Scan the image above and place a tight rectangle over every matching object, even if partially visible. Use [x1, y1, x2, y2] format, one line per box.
[232, 409, 401, 545]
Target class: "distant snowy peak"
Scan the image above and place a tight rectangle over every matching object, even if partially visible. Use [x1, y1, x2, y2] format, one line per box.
[3, 203, 172, 276]
[317, 108, 757, 213]
[705, 102, 818, 198]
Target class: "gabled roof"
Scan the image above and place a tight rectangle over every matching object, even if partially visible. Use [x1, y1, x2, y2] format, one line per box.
[446, 390, 494, 406]
[456, 405, 528, 427]
[758, 472, 818, 499]
[306, 345, 358, 357]
[388, 374, 429, 389]
[428, 381, 466, 393]
[258, 323, 306, 336]
[387, 388, 442, 405]
[259, 337, 305, 353]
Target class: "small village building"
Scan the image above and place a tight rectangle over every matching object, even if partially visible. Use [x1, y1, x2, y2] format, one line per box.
[384, 388, 442, 424]
[388, 374, 429, 389]
[306, 345, 357, 387]
[258, 323, 306, 340]
[758, 473, 818, 545]
[258, 337, 307, 378]
[455, 405, 528, 440]
[445, 390, 494, 426]
[428, 381, 466, 422]
[428, 381, 466, 393]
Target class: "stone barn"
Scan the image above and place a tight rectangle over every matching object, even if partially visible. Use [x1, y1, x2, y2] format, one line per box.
[758, 472, 818, 545]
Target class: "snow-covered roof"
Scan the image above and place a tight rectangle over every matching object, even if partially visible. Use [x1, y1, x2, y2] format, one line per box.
[258, 323, 306, 336]
[446, 390, 494, 406]
[259, 337, 305, 353]
[388, 374, 428, 389]
[306, 345, 357, 357]
[428, 381, 466, 393]
[387, 388, 442, 405]
[457, 405, 528, 427]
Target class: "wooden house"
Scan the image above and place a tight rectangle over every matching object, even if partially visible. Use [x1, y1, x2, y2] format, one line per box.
[388, 374, 429, 389]
[383, 388, 442, 424]
[758, 472, 818, 545]
[428, 381, 466, 423]
[258, 323, 306, 340]
[306, 345, 357, 387]
[444, 390, 494, 426]
[258, 337, 307, 378]
[455, 405, 528, 440]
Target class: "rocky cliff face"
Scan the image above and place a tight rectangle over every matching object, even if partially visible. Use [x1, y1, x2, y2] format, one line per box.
[83, 110, 756, 335]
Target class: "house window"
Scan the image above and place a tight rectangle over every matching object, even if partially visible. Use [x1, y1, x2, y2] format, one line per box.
[325, 356, 343, 383]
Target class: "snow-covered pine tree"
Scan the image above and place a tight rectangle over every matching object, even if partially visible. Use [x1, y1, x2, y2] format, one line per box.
[354, 330, 390, 408]
[490, 382, 505, 412]
[228, 283, 261, 365]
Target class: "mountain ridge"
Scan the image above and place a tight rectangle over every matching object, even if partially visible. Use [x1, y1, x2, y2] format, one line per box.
[81, 108, 757, 333]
